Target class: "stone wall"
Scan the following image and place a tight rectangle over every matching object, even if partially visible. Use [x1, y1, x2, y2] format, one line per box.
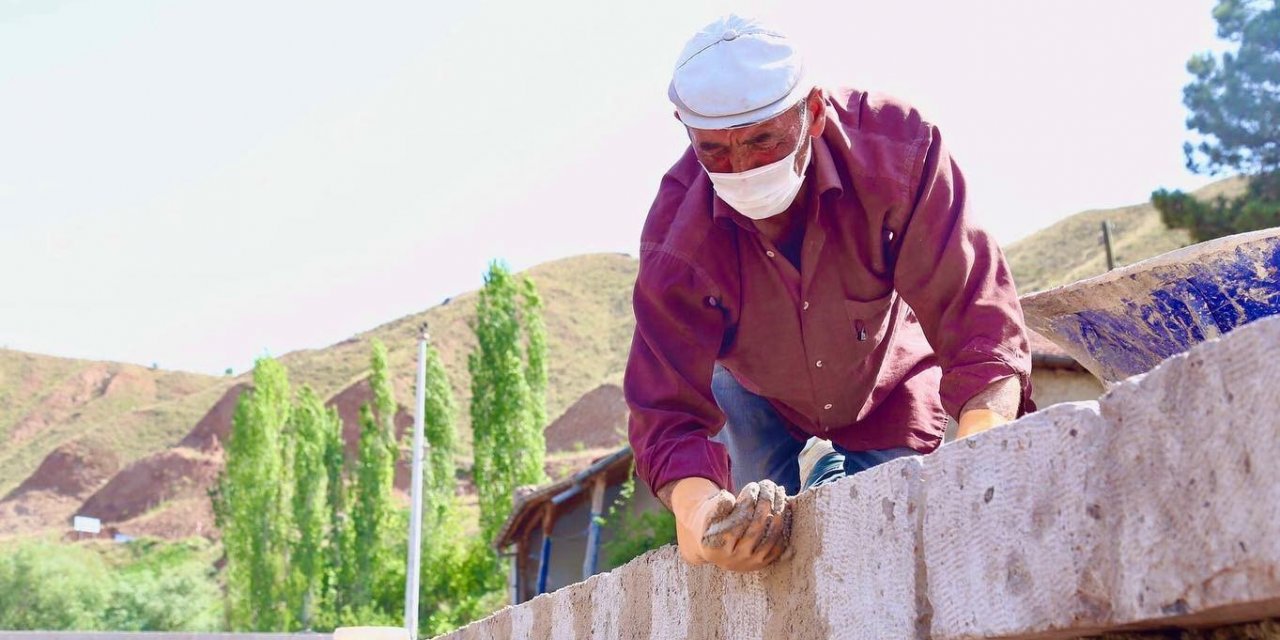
[437, 315, 1280, 640]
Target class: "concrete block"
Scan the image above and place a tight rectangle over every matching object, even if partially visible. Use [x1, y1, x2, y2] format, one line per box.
[925, 401, 1114, 640]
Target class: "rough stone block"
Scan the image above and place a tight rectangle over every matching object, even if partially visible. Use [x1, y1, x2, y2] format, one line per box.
[804, 455, 924, 640]
[435, 455, 923, 640]
[925, 401, 1113, 639]
[1098, 314, 1280, 628]
[435, 317, 1280, 640]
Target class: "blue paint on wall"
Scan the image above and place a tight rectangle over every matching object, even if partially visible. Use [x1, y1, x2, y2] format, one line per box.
[1059, 239, 1280, 380]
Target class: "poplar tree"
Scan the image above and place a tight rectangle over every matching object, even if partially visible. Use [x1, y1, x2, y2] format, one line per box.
[519, 277, 549, 484]
[468, 262, 548, 542]
[215, 357, 293, 631]
[321, 391, 353, 620]
[350, 339, 398, 610]
[289, 387, 335, 629]
[416, 343, 468, 632]
[423, 344, 458, 528]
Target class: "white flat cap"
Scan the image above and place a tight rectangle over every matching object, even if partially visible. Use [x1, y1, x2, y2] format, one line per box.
[668, 14, 810, 130]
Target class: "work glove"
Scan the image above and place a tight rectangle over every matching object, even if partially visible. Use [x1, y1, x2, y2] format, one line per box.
[669, 477, 793, 572]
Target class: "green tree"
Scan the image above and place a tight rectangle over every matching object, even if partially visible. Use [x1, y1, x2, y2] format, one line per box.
[1153, 0, 1280, 241]
[518, 277, 549, 484]
[468, 262, 548, 542]
[214, 357, 293, 630]
[415, 343, 471, 633]
[321, 391, 354, 623]
[423, 343, 458, 530]
[289, 387, 336, 629]
[350, 339, 399, 611]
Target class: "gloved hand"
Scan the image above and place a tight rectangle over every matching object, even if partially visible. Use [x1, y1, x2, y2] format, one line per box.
[669, 477, 792, 572]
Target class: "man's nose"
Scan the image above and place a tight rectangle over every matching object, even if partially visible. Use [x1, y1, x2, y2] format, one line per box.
[729, 148, 760, 173]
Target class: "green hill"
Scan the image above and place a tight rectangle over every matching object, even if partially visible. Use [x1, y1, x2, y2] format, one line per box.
[275, 252, 639, 459]
[1005, 176, 1248, 293]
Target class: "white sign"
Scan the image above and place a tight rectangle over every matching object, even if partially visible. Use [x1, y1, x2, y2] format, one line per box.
[72, 515, 101, 534]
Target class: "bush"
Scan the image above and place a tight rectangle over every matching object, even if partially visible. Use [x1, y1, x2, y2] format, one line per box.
[0, 542, 109, 630]
[0, 538, 222, 631]
[601, 468, 677, 568]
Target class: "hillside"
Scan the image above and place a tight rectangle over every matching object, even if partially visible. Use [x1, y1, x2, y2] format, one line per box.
[0, 351, 232, 497]
[273, 252, 639, 459]
[0, 253, 639, 538]
[1005, 176, 1248, 293]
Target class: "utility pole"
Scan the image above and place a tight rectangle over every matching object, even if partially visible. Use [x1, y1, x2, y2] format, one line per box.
[1102, 220, 1116, 271]
[404, 322, 430, 640]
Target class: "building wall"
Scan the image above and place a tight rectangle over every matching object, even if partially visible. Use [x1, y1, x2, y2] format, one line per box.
[1030, 367, 1104, 408]
[518, 475, 663, 602]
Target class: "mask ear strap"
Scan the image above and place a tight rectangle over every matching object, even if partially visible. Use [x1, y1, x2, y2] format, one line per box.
[794, 104, 813, 175]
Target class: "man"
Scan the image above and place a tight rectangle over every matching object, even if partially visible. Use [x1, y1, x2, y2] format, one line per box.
[624, 15, 1035, 573]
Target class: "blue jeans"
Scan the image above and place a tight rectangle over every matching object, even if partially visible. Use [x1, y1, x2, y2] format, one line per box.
[709, 363, 915, 494]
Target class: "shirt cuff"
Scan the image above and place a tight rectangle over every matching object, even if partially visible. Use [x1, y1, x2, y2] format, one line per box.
[640, 434, 732, 498]
[938, 339, 1035, 419]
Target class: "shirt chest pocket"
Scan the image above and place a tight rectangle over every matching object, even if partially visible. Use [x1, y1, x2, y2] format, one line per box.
[844, 294, 894, 347]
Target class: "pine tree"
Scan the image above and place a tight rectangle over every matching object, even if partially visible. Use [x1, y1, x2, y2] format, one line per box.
[288, 387, 334, 629]
[1153, 0, 1280, 241]
[350, 340, 398, 610]
[214, 357, 293, 631]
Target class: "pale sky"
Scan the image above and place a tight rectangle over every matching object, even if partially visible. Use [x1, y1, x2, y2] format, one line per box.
[0, 0, 1225, 375]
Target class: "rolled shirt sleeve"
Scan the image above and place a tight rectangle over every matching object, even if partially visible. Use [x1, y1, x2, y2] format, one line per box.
[625, 248, 733, 497]
[890, 123, 1035, 419]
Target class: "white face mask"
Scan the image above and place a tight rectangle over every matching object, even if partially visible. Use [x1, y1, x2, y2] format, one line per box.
[704, 119, 812, 220]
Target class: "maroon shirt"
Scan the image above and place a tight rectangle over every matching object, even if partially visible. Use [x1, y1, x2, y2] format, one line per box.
[625, 87, 1034, 496]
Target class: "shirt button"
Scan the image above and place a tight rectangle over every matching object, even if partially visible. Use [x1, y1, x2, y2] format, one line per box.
[815, 360, 823, 368]
[802, 300, 810, 310]
[823, 403, 833, 410]
[765, 250, 776, 258]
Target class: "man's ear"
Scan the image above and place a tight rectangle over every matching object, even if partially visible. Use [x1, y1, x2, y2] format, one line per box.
[673, 109, 683, 122]
[805, 87, 826, 138]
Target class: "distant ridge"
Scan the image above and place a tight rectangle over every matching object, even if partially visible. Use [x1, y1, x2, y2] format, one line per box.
[1005, 176, 1248, 293]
